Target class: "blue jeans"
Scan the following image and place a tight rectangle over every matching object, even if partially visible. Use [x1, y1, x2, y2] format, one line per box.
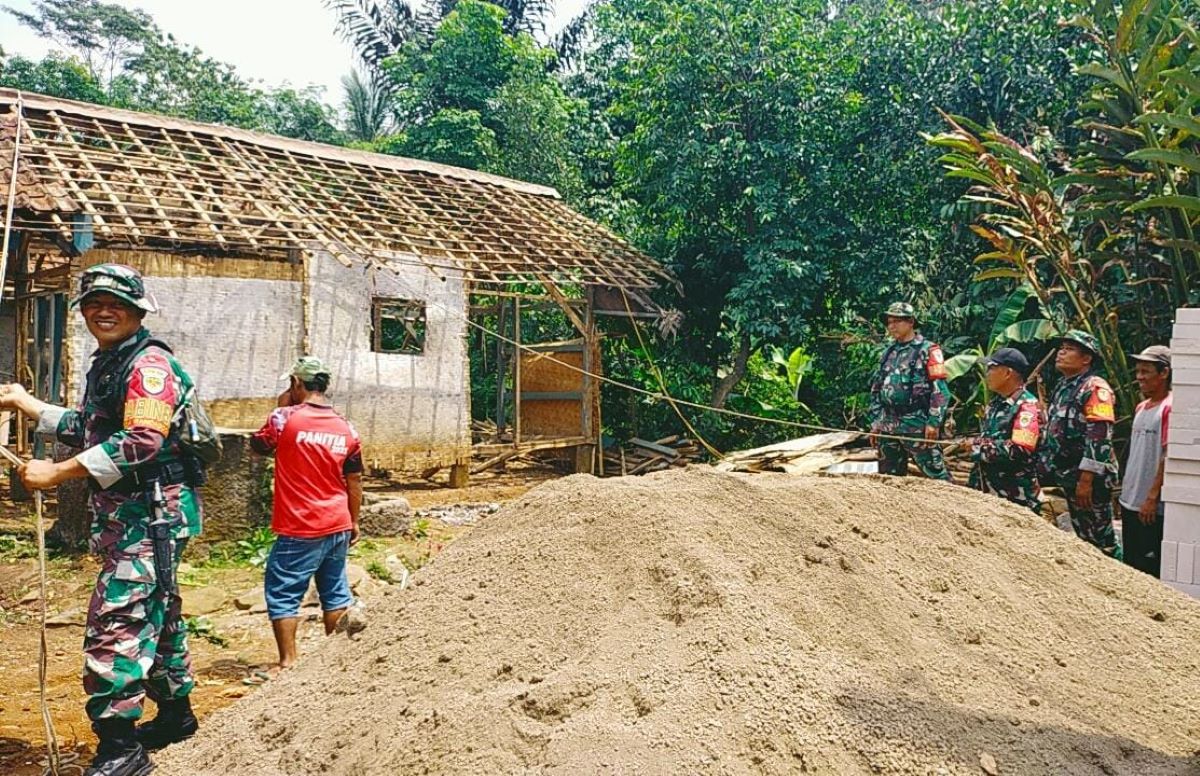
[264, 532, 354, 620]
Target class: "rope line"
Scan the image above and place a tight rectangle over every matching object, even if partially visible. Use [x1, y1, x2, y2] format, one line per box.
[409, 274, 964, 450]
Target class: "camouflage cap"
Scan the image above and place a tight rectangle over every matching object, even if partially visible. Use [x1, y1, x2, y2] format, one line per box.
[280, 355, 332, 382]
[881, 301, 918, 323]
[71, 263, 158, 313]
[1058, 329, 1100, 356]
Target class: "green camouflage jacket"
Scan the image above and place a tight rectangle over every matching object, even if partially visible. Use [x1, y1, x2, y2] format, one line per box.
[38, 328, 203, 552]
[1037, 370, 1119, 489]
[869, 335, 951, 432]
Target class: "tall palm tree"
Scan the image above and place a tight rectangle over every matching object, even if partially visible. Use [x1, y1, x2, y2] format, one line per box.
[342, 68, 395, 142]
[324, 0, 430, 71]
[324, 0, 589, 70]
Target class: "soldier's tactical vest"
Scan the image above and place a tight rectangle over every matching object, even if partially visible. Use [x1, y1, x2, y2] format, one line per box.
[86, 337, 213, 492]
[1045, 372, 1102, 474]
[879, 340, 933, 413]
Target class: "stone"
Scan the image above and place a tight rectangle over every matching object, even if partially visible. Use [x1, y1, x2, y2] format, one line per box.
[234, 586, 265, 611]
[45, 608, 87, 627]
[980, 752, 999, 775]
[359, 498, 413, 537]
[19, 588, 41, 604]
[182, 585, 229, 616]
[346, 563, 370, 592]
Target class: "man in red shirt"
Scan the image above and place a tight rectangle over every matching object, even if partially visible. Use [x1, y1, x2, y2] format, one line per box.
[250, 356, 364, 674]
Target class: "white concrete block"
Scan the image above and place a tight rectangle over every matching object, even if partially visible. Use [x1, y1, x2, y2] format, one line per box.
[1164, 507, 1200, 542]
[1168, 340, 1200, 357]
[1164, 485, 1200, 505]
[1170, 353, 1200, 370]
[1165, 579, 1200, 598]
[1174, 323, 1200, 341]
[1166, 458, 1200, 476]
[1170, 428, 1200, 446]
[1172, 368, 1200, 386]
[1175, 308, 1200, 325]
[1177, 541, 1196, 584]
[1168, 411, 1200, 431]
[1162, 541, 1178, 581]
[1173, 384, 1200, 407]
[1168, 442, 1200, 461]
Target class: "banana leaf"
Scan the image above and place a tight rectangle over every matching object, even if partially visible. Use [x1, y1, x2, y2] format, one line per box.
[944, 350, 983, 382]
[1125, 147, 1200, 173]
[995, 318, 1058, 345]
[988, 284, 1037, 346]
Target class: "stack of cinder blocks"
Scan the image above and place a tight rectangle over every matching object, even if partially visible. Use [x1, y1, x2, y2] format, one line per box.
[1163, 308, 1200, 596]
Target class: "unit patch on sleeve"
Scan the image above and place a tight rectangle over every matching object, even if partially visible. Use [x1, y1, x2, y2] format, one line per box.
[138, 366, 168, 395]
[1083, 384, 1116, 422]
[926, 345, 948, 380]
[1011, 404, 1039, 451]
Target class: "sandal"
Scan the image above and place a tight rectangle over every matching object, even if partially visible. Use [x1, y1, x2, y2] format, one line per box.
[242, 669, 275, 686]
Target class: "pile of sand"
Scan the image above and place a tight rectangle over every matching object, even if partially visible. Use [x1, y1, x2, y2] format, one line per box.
[160, 469, 1200, 775]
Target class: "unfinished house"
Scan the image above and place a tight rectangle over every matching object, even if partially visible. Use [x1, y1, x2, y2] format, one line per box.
[0, 90, 672, 498]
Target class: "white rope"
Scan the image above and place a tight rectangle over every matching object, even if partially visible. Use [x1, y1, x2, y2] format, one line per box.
[0, 91, 74, 776]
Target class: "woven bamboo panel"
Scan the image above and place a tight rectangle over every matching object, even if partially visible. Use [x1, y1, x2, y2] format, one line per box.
[520, 349, 583, 392]
[519, 349, 584, 438]
[80, 249, 303, 281]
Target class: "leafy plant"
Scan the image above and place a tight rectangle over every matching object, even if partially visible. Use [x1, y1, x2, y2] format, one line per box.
[233, 527, 276, 567]
[366, 559, 395, 583]
[408, 518, 431, 540]
[184, 616, 228, 647]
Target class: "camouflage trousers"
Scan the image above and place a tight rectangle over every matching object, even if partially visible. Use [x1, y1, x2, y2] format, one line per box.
[877, 433, 951, 481]
[1061, 476, 1118, 558]
[84, 536, 193, 721]
[967, 466, 1042, 515]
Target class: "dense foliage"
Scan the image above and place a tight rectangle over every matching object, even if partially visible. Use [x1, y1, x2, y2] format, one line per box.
[2, 0, 1195, 453]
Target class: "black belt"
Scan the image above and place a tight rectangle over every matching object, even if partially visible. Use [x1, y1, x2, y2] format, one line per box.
[109, 460, 192, 495]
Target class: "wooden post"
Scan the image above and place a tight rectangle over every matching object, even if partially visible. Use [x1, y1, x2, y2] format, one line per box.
[495, 297, 508, 434]
[448, 462, 469, 489]
[514, 297, 522, 447]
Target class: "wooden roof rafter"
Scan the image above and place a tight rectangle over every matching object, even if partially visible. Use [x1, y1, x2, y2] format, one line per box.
[0, 89, 672, 291]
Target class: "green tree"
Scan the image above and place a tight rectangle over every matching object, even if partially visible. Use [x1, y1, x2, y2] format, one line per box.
[342, 68, 395, 142]
[0, 50, 105, 103]
[375, 1, 583, 193]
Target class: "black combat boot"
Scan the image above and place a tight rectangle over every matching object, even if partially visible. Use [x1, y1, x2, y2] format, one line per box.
[85, 717, 154, 776]
[135, 696, 199, 751]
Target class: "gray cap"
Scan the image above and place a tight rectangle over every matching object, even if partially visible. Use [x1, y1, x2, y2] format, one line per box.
[1130, 345, 1170, 368]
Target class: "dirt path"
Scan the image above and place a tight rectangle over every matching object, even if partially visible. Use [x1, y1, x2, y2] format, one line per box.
[0, 463, 554, 775]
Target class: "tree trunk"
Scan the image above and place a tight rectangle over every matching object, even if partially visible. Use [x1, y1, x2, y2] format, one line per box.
[710, 332, 753, 410]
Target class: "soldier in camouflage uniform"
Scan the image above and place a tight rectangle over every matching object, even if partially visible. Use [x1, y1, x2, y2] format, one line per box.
[0, 264, 203, 776]
[869, 302, 952, 480]
[968, 348, 1043, 514]
[1037, 329, 1120, 556]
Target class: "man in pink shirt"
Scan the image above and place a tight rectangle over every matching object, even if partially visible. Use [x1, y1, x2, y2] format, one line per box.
[1120, 346, 1172, 577]
[250, 356, 364, 674]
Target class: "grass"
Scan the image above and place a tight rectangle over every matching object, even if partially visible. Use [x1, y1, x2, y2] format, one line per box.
[0, 534, 38, 562]
[184, 616, 229, 647]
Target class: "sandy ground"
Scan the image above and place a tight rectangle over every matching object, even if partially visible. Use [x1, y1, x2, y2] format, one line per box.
[157, 469, 1200, 776]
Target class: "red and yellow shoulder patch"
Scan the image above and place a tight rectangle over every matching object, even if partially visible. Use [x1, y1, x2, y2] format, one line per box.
[1011, 399, 1040, 451]
[926, 344, 947, 380]
[124, 352, 177, 435]
[1083, 380, 1115, 423]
